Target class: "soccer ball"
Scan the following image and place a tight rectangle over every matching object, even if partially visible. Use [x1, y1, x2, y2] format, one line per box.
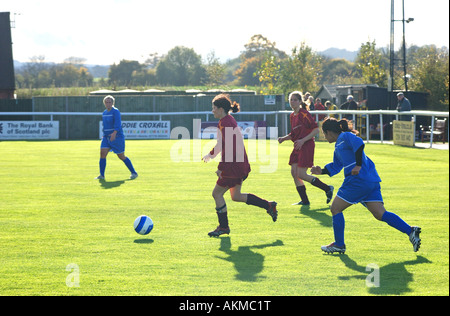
[134, 215, 154, 235]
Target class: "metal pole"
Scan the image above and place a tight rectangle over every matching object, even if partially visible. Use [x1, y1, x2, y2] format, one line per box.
[429, 116, 435, 148]
[402, 0, 408, 92]
[380, 114, 384, 143]
[389, 0, 395, 109]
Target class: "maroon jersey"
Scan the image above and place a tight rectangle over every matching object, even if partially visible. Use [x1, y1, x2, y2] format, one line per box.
[289, 108, 318, 142]
[288, 109, 318, 168]
[210, 115, 250, 179]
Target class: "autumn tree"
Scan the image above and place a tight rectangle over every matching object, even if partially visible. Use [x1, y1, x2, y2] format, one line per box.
[234, 34, 286, 86]
[355, 40, 387, 87]
[408, 45, 449, 109]
[203, 51, 226, 86]
[278, 42, 322, 95]
[255, 52, 280, 94]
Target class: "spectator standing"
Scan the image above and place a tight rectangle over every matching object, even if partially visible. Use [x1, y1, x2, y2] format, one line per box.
[340, 95, 358, 121]
[396, 92, 412, 121]
[314, 98, 326, 121]
[325, 101, 338, 118]
[308, 96, 315, 111]
[304, 92, 312, 110]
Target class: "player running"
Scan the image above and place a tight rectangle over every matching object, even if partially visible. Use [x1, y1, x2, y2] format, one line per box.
[95, 95, 138, 180]
[311, 117, 421, 254]
[202, 94, 277, 237]
[278, 91, 334, 206]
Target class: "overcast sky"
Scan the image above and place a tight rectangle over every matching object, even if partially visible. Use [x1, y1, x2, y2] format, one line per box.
[3, 0, 449, 65]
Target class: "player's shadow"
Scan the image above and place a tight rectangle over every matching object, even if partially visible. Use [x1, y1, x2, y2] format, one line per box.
[216, 237, 284, 282]
[98, 179, 129, 189]
[337, 254, 432, 295]
[296, 205, 332, 227]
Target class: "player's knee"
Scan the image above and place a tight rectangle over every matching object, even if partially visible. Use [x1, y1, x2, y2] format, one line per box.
[231, 192, 244, 202]
[372, 211, 384, 221]
[329, 206, 341, 216]
[212, 190, 222, 200]
[290, 169, 297, 179]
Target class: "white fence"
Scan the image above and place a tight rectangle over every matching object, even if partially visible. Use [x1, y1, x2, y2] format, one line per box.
[1, 109, 448, 148]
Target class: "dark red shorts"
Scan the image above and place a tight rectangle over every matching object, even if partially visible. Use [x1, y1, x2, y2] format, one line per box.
[288, 142, 315, 168]
[216, 175, 248, 188]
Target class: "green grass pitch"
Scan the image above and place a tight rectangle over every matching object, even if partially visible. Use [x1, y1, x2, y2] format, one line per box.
[0, 139, 448, 296]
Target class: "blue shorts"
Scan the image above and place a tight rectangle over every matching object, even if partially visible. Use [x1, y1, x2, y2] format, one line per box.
[101, 134, 125, 154]
[336, 176, 383, 205]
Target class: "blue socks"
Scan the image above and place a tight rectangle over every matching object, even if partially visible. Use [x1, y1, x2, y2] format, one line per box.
[123, 157, 136, 174]
[332, 213, 345, 247]
[331, 211, 411, 248]
[99, 157, 136, 176]
[381, 211, 411, 235]
[99, 158, 106, 176]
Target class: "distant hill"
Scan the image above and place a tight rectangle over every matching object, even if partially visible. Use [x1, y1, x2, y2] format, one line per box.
[13, 48, 357, 78]
[319, 48, 358, 62]
[86, 65, 109, 78]
[14, 60, 109, 78]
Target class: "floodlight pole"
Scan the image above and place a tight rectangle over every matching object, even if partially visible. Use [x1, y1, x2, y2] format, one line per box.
[401, 0, 408, 93]
[389, 0, 395, 109]
[389, 0, 413, 108]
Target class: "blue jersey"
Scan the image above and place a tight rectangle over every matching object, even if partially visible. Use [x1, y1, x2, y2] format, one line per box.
[102, 107, 123, 137]
[325, 132, 381, 183]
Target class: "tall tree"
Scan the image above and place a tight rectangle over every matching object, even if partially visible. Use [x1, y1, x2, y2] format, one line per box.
[156, 46, 205, 86]
[278, 42, 322, 95]
[108, 60, 143, 87]
[355, 40, 387, 87]
[408, 45, 449, 109]
[321, 58, 360, 85]
[255, 52, 280, 94]
[204, 51, 226, 86]
[234, 34, 286, 86]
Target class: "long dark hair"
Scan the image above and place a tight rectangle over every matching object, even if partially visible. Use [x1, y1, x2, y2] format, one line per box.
[322, 117, 359, 135]
[212, 94, 240, 114]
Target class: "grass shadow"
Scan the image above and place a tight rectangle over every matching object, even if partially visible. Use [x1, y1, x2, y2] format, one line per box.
[134, 239, 154, 244]
[337, 254, 432, 295]
[215, 237, 283, 282]
[98, 179, 129, 189]
[297, 205, 332, 227]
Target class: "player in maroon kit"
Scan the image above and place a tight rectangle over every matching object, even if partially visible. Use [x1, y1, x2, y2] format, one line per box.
[278, 91, 334, 206]
[202, 94, 278, 237]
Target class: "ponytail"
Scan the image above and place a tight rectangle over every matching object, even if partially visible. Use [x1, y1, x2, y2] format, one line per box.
[212, 94, 241, 114]
[322, 117, 358, 135]
[230, 101, 240, 113]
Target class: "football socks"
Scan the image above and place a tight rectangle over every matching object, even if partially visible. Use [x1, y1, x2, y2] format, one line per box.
[311, 177, 331, 192]
[382, 211, 412, 235]
[123, 157, 136, 174]
[246, 194, 270, 210]
[296, 185, 310, 205]
[99, 158, 106, 177]
[332, 213, 345, 247]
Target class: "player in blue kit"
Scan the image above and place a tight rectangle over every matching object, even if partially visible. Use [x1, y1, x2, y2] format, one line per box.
[95, 95, 138, 180]
[311, 118, 421, 254]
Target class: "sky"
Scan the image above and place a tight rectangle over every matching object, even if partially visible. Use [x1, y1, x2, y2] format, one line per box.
[3, 0, 449, 65]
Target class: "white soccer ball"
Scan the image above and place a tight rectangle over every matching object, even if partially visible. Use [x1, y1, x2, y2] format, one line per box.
[133, 215, 154, 235]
